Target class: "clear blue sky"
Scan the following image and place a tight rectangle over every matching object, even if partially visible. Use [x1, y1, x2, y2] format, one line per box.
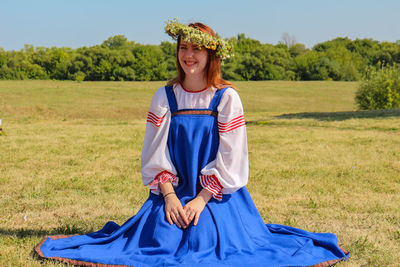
[1, 0, 399, 51]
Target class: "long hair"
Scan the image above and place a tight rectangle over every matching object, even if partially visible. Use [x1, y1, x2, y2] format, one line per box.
[167, 22, 234, 89]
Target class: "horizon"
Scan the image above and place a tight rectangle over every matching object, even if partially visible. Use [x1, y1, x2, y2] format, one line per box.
[1, 34, 398, 52]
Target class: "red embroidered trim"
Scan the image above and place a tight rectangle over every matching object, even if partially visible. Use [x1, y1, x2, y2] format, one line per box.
[146, 112, 166, 127]
[199, 174, 223, 200]
[149, 171, 177, 187]
[218, 115, 245, 133]
[180, 83, 208, 93]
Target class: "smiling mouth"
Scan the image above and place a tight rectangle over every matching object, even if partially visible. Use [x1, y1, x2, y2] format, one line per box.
[184, 60, 197, 67]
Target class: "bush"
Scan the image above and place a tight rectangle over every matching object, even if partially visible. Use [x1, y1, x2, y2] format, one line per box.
[355, 64, 400, 110]
[72, 71, 85, 82]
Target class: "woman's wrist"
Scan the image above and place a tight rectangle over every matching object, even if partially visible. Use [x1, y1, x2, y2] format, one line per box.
[197, 189, 213, 204]
[163, 191, 176, 199]
[159, 181, 174, 195]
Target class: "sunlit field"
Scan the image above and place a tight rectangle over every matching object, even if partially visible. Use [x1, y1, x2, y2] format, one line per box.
[0, 80, 399, 266]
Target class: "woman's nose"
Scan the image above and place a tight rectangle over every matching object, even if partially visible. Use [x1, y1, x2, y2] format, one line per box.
[183, 48, 194, 57]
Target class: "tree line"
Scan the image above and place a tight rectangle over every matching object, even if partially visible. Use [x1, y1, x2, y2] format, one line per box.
[1, 34, 399, 81]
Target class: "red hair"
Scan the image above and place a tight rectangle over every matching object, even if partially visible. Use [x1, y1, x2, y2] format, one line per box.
[167, 22, 234, 89]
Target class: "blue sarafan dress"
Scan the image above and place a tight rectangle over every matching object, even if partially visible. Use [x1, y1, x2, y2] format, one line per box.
[36, 86, 349, 266]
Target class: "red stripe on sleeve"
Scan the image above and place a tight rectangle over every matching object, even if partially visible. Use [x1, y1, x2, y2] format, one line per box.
[146, 112, 166, 127]
[217, 115, 244, 126]
[218, 115, 245, 133]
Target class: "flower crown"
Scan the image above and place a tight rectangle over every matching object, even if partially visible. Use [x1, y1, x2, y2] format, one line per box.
[164, 18, 233, 59]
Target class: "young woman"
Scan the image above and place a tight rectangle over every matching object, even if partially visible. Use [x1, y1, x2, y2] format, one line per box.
[36, 19, 349, 266]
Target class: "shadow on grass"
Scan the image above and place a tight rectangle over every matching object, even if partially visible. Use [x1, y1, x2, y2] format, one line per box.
[273, 108, 400, 121]
[0, 227, 94, 265]
[0, 226, 91, 238]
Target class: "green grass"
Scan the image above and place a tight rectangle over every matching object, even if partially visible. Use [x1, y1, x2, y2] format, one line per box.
[0, 80, 399, 266]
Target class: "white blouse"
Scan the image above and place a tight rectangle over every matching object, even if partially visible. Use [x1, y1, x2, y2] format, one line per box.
[141, 83, 249, 200]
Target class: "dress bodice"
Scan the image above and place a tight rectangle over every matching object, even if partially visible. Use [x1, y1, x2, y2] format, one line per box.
[165, 85, 228, 200]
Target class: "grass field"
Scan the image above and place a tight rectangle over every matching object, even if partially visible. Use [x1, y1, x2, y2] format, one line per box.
[0, 80, 399, 266]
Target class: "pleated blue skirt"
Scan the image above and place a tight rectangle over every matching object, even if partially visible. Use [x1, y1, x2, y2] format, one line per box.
[37, 189, 349, 266]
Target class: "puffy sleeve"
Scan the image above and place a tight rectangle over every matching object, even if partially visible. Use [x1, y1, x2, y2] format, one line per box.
[141, 87, 178, 195]
[200, 88, 249, 200]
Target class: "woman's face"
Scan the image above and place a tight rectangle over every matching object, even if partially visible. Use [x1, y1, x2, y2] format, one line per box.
[178, 41, 208, 77]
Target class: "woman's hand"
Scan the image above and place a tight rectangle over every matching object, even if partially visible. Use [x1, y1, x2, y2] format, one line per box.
[183, 189, 213, 226]
[159, 182, 188, 228]
[164, 193, 189, 228]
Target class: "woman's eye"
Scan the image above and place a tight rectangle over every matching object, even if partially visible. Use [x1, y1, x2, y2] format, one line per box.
[179, 46, 187, 50]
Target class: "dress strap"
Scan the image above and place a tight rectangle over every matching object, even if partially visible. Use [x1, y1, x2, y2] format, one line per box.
[165, 85, 178, 113]
[208, 87, 229, 111]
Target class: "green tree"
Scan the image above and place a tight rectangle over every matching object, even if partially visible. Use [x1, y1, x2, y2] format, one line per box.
[102, 35, 129, 49]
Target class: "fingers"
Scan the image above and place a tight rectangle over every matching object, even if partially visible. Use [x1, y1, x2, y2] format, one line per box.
[170, 212, 182, 228]
[178, 208, 189, 226]
[183, 206, 192, 224]
[169, 207, 188, 228]
[164, 196, 189, 228]
[185, 210, 195, 223]
[176, 212, 186, 228]
[183, 200, 204, 226]
[189, 212, 196, 222]
[165, 211, 173, 225]
[194, 212, 200, 226]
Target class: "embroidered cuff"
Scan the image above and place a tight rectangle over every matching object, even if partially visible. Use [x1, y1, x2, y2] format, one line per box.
[199, 174, 223, 201]
[149, 171, 178, 194]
